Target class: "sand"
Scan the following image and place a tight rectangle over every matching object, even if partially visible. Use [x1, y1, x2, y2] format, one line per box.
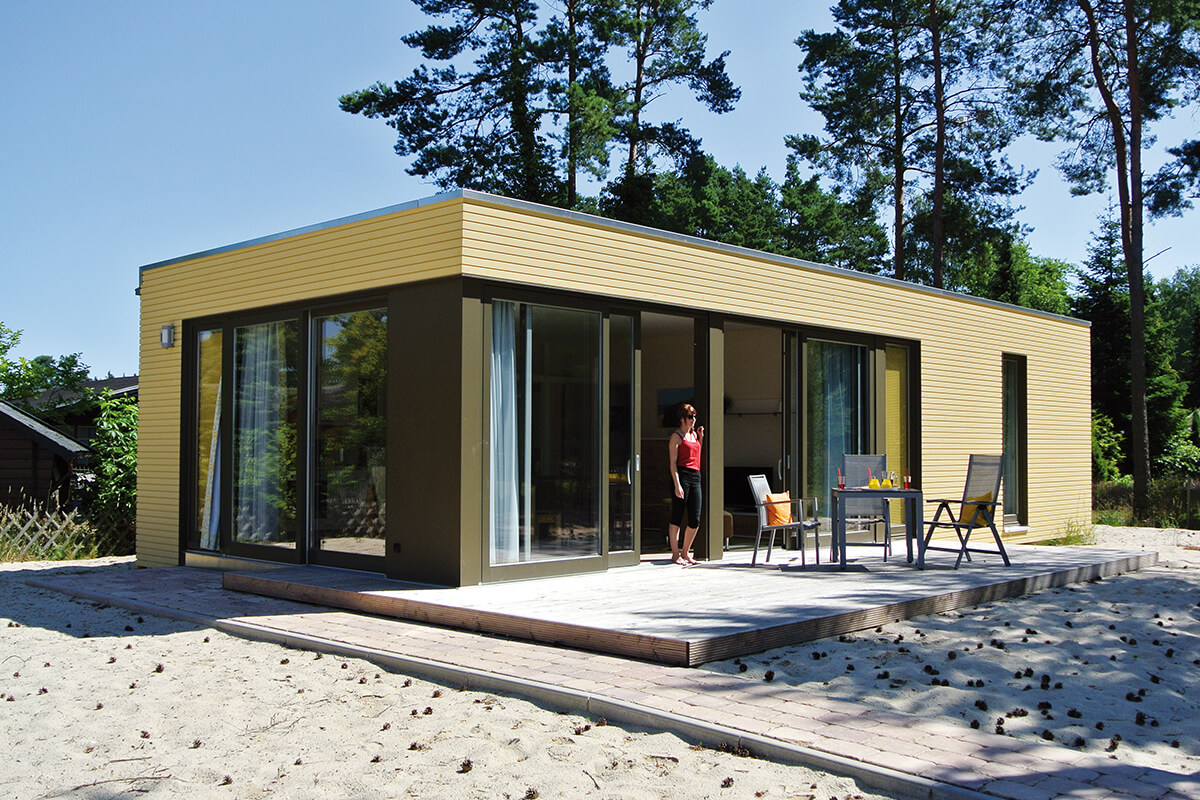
[706, 526, 1200, 776]
[1, 559, 891, 800]
[4, 526, 1196, 798]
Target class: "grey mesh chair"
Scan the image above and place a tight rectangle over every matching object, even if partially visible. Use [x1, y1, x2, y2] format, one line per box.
[922, 454, 1009, 568]
[837, 454, 892, 560]
[747, 474, 820, 566]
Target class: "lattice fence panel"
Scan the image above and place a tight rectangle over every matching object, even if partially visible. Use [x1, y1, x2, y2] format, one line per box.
[0, 504, 135, 562]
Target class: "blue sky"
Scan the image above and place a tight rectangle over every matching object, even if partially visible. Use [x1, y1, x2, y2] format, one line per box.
[2, 1, 1197, 378]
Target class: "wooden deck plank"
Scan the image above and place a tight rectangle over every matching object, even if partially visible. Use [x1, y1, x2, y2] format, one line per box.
[223, 544, 1155, 667]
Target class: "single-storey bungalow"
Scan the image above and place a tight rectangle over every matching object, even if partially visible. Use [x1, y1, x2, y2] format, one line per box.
[135, 190, 1091, 586]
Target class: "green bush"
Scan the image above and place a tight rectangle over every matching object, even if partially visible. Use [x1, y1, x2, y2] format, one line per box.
[1155, 433, 1200, 481]
[80, 391, 137, 531]
[1093, 477, 1200, 528]
[1091, 411, 1125, 481]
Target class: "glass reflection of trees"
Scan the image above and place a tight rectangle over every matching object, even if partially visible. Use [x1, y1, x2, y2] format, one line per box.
[232, 320, 300, 545]
[313, 309, 387, 555]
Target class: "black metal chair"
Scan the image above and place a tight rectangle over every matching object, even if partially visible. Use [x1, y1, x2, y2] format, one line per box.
[747, 474, 820, 566]
[922, 454, 1010, 568]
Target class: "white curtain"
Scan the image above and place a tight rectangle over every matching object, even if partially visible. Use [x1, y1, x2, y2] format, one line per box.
[489, 302, 521, 564]
[234, 322, 283, 542]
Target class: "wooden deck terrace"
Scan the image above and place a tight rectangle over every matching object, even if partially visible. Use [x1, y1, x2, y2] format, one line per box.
[224, 544, 1156, 667]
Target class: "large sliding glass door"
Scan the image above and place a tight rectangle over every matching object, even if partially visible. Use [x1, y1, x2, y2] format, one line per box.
[608, 314, 637, 562]
[187, 302, 387, 571]
[489, 301, 602, 567]
[231, 320, 300, 549]
[310, 307, 388, 564]
[804, 339, 872, 503]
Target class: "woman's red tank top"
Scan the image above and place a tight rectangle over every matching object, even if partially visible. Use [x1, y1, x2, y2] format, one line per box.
[676, 434, 702, 469]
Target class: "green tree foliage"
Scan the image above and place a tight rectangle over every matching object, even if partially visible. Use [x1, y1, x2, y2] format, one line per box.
[540, 0, 622, 206]
[601, 0, 739, 182]
[0, 321, 91, 425]
[1006, 0, 1200, 519]
[84, 392, 138, 528]
[1147, 138, 1200, 218]
[778, 156, 890, 271]
[1092, 409, 1125, 481]
[340, 0, 559, 203]
[794, 0, 1027, 286]
[953, 233, 1073, 315]
[1156, 266, 1200, 411]
[606, 152, 890, 269]
[340, 0, 736, 212]
[1073, 213, 1187, 473]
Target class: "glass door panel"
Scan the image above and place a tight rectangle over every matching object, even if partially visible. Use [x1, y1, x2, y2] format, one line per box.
[609, 314, 635, 554]
[311, 308, 388, 560]
[490, 301, 602, 566]
[723, 322, 786, 550]
[1003, 355, 1027, 522]
[232, 320, 300, 548]
[637, 312, 696, 554]
[192, 327, 223, 551]
[804, 340, 870, 509]
[885, 344, 911, 525]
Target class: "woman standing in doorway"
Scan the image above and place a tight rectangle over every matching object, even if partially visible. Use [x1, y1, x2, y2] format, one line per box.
[668, 403, 704, 565]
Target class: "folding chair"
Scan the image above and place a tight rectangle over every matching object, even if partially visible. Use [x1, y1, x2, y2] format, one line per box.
[922, 454, 1010, 568]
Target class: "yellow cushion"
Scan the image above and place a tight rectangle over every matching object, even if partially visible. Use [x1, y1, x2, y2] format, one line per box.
[959, 493, 993, 525]
[764, 491, 791, 526]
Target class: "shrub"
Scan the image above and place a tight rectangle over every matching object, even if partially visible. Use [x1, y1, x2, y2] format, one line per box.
[1155, 433, 1200, 481]
[80, 391, 137, 532]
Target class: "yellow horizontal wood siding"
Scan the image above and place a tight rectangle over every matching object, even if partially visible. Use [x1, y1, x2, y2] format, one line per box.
[459, 199, 1092, 539]
[137, 191, 1092, 569]
[136, 200, 465, 567]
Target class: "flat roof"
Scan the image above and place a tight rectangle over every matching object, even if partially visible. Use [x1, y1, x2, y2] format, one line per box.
[137, 189, 1087, 326]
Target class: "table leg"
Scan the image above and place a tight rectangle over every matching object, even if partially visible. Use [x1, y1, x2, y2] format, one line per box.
[905, 498, 915, 563]
[838, 493, 848, 568]
[913, 497, 926, 569]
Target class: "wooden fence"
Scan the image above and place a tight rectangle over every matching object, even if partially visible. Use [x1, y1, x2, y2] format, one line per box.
[0, 504, 135, 562]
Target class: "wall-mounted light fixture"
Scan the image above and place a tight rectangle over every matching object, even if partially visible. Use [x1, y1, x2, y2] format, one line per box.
[160, 323, 176, 349]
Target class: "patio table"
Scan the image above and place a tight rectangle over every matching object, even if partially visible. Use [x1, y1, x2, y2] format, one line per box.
[831, 487, 925, 569]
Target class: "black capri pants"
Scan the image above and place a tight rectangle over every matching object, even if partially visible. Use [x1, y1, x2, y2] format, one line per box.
[670, 466, 702, 529]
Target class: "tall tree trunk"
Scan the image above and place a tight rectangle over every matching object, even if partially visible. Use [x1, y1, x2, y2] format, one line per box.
[1080, 0, 1149, 519]
[891, 21, 906, 282]
[510, 15, 540, 202]
[930, 0, 946, 289]
[566, 0, 579, 208]
[1123, 0, 1149, 522]
[626, 3, 650, 182]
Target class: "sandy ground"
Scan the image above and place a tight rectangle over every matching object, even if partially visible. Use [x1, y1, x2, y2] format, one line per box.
[707, 526, 1200, 776]
[5, 527, 1197, 798]
[1, 560, 891, 799]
